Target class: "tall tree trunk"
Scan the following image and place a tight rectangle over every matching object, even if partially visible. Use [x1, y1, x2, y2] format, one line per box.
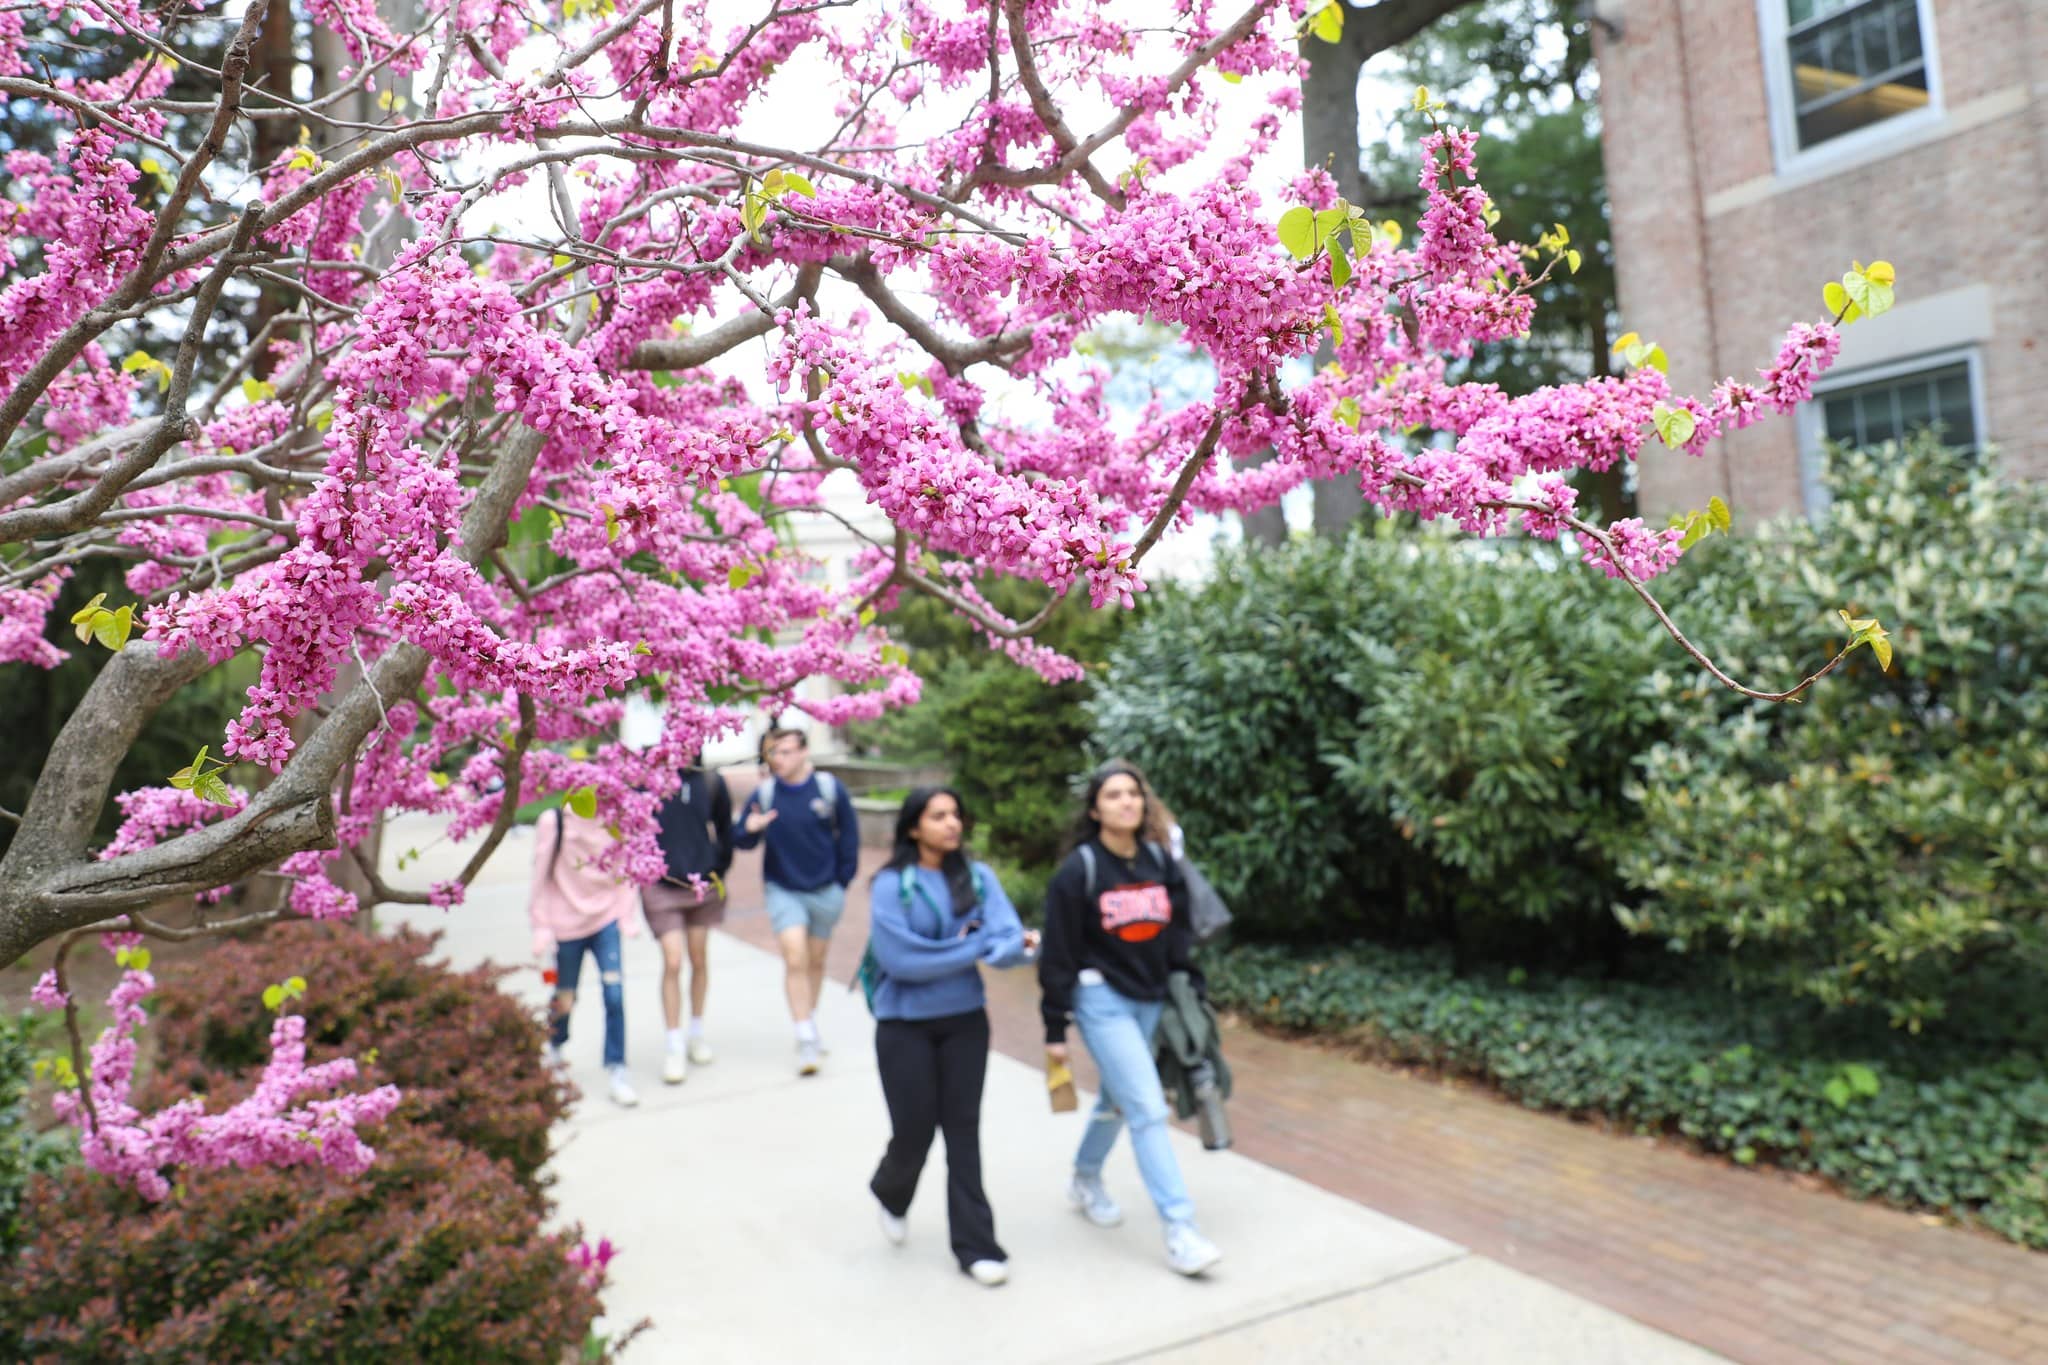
[248, 0, 300, 380]
[1294, 0, 1477, 543]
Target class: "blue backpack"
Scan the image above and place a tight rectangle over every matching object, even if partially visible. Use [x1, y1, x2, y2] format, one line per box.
[854, 864, 988, 1014]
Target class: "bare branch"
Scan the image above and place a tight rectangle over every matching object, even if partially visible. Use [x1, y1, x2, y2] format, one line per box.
[627, 263, 823, 369]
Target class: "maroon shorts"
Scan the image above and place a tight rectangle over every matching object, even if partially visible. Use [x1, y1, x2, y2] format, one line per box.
[642, 881, 728, 937]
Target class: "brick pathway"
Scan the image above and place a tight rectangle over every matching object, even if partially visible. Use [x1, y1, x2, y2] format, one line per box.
[715, 827, 2048, 1365]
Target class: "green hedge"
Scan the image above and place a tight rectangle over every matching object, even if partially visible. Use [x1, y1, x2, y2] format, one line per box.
[0, 1011, 74, 1263]
[1622, 439, 2048, 1028]
[1205, 942, 2048, 1248]
[1092, 436, 2048, 1025]
[1088, 522, 1666, 955]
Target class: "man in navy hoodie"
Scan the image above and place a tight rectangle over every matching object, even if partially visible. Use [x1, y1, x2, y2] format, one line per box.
[734, 727, 860, 1075]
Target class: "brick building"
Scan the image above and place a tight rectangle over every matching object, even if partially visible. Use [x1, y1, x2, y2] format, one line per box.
[1594, 0, 2048, 519]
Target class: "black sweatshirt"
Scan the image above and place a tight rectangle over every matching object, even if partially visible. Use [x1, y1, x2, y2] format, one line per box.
[1038, 836, 1202, 1045]
[652, 769, 734, 881]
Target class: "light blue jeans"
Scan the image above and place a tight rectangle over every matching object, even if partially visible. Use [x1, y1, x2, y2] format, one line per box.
[1072, 978, 1195, 1226]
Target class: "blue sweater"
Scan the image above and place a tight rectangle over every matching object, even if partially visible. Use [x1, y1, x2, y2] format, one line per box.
[732, 772, 860, 891]
[868, 862, 1031, 1021]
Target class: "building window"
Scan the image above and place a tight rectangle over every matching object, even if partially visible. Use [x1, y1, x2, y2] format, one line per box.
[1799, 351, 1982, 513]
[1761, 0, 1939, 168]
[1820, 360, 1976, 451]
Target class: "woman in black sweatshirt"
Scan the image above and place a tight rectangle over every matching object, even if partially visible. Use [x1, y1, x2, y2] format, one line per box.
[1038, 759, 1221, 1277]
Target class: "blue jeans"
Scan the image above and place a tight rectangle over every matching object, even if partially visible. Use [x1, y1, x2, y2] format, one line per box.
[552, 921, 625, 1068]
[1072, 979, 1195, 1226]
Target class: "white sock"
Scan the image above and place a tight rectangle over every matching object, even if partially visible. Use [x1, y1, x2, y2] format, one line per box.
[795, 1018, 818, 1043]
[687, 1016, 705, 1040]
[608, 1064, 629, 1080]
[666, 1028, 686, 1054]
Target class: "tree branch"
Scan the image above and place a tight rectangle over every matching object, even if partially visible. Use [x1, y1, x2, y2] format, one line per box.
[0, 426, 549, 968]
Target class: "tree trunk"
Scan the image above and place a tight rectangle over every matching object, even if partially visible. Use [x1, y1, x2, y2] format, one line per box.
[1291, 0, 1478, 542]
[248, 0, 300, 379]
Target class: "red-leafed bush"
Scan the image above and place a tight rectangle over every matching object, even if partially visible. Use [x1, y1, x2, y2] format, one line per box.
[141, 921, 567, 1194]
[0, 1122, 601, 1363]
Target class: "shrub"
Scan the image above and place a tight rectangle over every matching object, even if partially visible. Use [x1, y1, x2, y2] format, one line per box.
[1622, 437, 2048, 1028]
[1089, 525, 1667, 952]
[0, 1122, 602, 1363]
[928, 659, 1092, 874]
[140, 921, 569, 1195]
[1088, 531, 1402, 941]
[1205, 941, 2048, 1248]
[1322, 539, 1667, 963]
[1, 1011, 75, 1263]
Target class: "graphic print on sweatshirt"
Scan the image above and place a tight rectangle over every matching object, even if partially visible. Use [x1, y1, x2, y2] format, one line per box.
[1098, 882, 1172, 942]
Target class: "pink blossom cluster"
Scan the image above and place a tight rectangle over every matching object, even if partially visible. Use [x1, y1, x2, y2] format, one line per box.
[45, 962, 402, 1202]
[1, 574, 68, 668]
[569, 1236, 619, 1290]
[1585, 517, 1687, 583]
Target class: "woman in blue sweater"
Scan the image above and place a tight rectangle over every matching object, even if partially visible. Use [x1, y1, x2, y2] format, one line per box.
[866, 786, 1036, 1287]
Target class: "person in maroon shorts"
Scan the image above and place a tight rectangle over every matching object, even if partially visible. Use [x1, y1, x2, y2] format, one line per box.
[642, 761, 734, 1084]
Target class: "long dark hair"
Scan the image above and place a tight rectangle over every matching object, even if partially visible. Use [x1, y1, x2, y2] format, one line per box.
[875, 785, 980, 914]
[1060, 758, 1166, 858]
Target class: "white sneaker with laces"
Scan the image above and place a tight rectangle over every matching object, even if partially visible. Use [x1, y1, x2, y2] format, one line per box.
[607, 1067, 641, 1108]
[796, 1038, 822, 1076]
[1164, 1221, 1222, 1277]
[543, 1043, 569, 1073]
[1066, 1172, 1123, 1228]
[687, 1037, 715, 1067]
[967, 1260, 1009, 1287]
[877, 1201, 907, 1246]
[662, 1051, 687, 1085]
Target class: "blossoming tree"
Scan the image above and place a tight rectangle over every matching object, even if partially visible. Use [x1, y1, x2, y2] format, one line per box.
[0, 0, 1891, 1190]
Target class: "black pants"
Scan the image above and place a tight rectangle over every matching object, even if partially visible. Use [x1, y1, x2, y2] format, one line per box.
[870, 1009, 1003, 1269]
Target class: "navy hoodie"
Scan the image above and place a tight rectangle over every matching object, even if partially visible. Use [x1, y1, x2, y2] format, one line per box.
[732, 771, 860, 891]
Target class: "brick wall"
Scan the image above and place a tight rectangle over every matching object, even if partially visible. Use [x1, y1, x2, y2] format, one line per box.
[1595, 0, 2048, 520]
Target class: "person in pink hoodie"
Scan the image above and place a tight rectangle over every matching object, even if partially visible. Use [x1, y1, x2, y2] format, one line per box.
[531, 806, 643, 1107]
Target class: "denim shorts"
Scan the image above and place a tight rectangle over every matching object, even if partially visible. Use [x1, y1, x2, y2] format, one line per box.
[765, 881, 846, 938]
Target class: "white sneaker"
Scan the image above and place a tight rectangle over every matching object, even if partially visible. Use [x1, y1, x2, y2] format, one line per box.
[1164, 1222, 1222, 1277]
[1067, 1172, 1123, 1228]
[543, 1043, 569, 1073]
[687, 1037, 715, 1067]
[796, 1038, 821, 1076]
[877, 1200, 907, 1246]
[662, 1051, 687, 1085]
[607, 1067, 641, 1108]
[967, 1259, 1009, 1287]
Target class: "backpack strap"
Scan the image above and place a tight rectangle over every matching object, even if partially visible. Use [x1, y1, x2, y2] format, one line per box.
[898, 861, 989, 933]
[817, 771, 839, 834]
[1078, 844, 1097, 903]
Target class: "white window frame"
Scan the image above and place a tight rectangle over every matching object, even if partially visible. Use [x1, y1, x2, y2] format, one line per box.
[1798, 345, 1984, 516]
[1755, 0, 1946, 178]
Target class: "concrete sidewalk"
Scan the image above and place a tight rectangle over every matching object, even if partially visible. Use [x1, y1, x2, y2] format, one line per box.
[379, 815, 1720, 1364]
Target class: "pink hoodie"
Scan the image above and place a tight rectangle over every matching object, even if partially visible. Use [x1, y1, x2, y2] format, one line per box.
[530, 810, 641, 957]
